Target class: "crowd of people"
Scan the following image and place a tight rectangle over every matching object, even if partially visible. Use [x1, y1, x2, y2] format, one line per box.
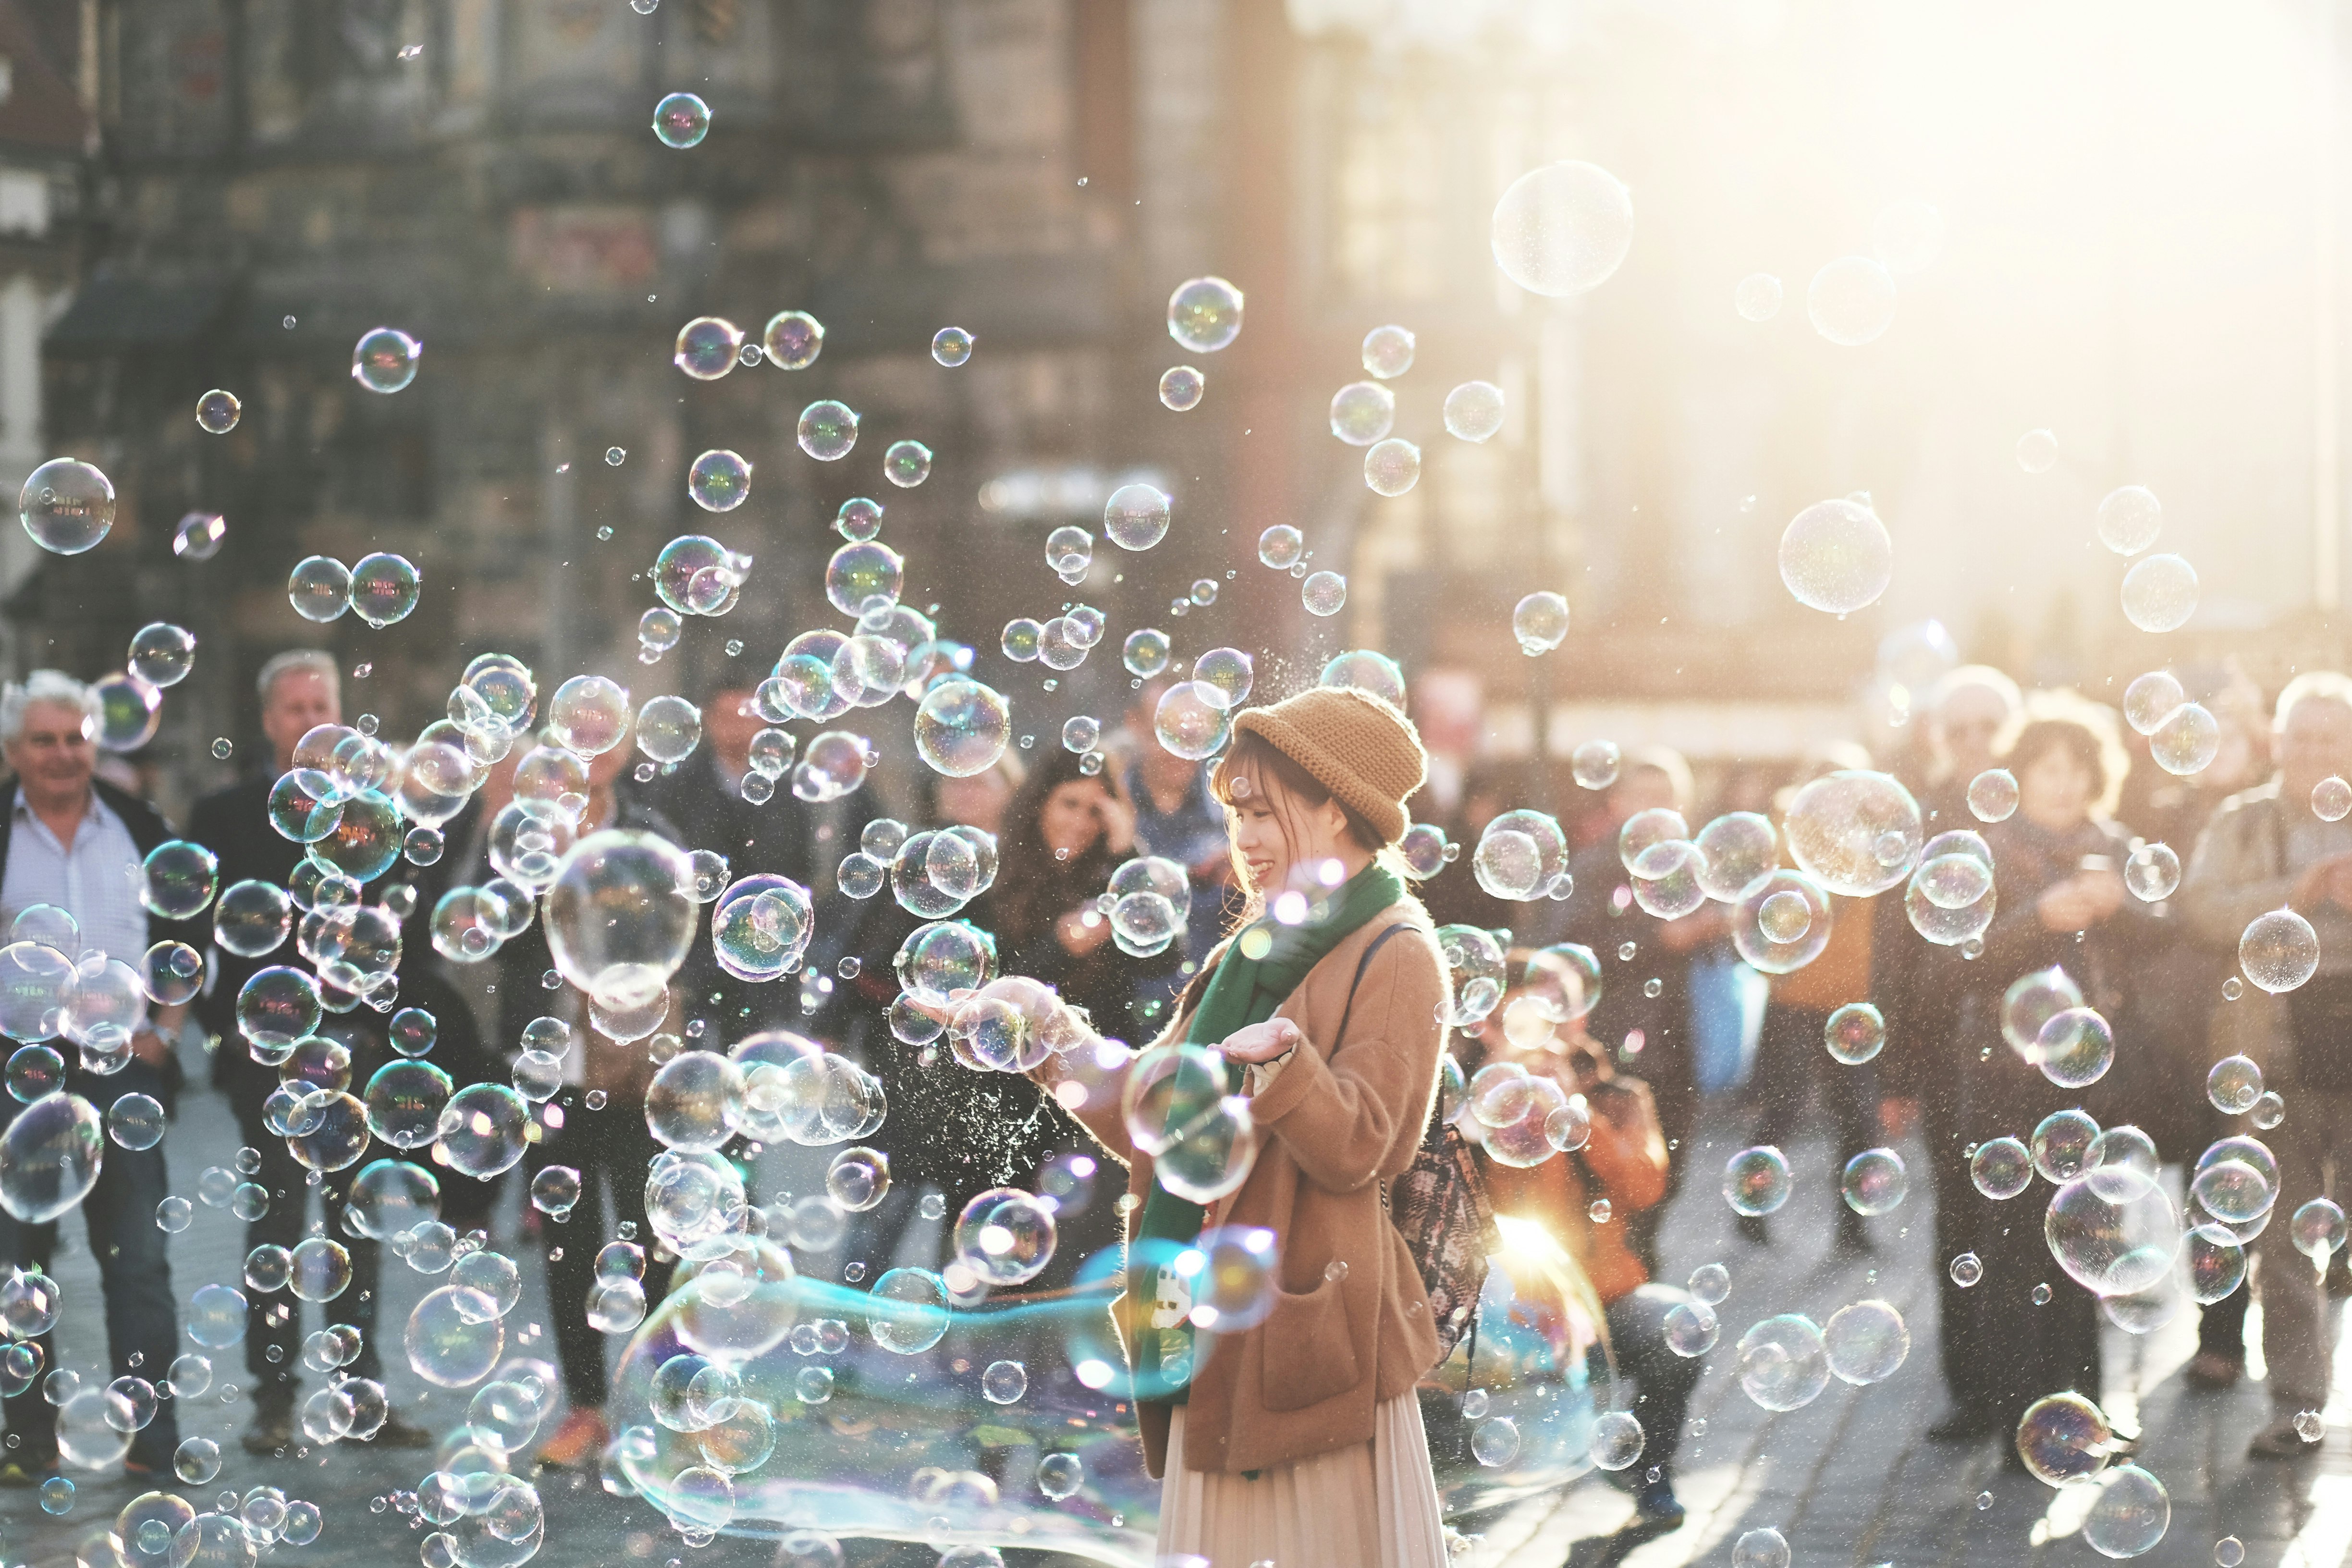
[0, 644, 2340, 1565]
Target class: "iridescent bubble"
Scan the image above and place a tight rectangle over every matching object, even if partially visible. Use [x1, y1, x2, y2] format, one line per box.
[1571, 739, 1621, 790]
[2094, 485, 2165, 556]
[1302, 570, 1348, 616]
[288, 555, 353, 623]
[1736, 1314, 1829, 1411]
[2315, 776, 2352, 821]
[1152, 681, 1232, 761]
[1950, 1251, 1983, 1287]
[2017, 428, 2059, 473]
[2121, 553, 2198, 632]
[1779, 499, 1892, 614]
[1824, 1002, 1885, 1065]
[1166, 276, 1244, 353]
[141, 840, 219, 919]
[1444, 380, 1506, 441]
[405, 1285, 504, 1387]
[542, 830, 697, 1011]
[1733, 870, 1832, 974]
[548, 675, 632, 756]
[1967, 768, 2019, 822]
[1489, 161, 1633, 297]
[931, 327, 973, 367]
[2039, 1006, 2116, 1089]
[19, 458, 114, 555]
[2207, 1055, 2263, 1115]
[351, 327, 421, 393]
[1734, 273, 1782, 321]
[2083, 1466, 2170, 1559]
[1662, 1300, 1719, 1358]
[1723, 1146, 1792, 1217]
[2150, 702, 2219, 776]
[673, 317, 743, 380]
[1363, 440, 1419, 497]
[882, 440, 932, 489]
[195, 388, 240, 434]
[1512, 592, 1569, 655]
[2046, 1172, 2180, 1296]
[653, 91, 710, 148]
[127, 623, 196, 687]
[914, 678, 1011, 777]
[867, 1267, 951, 1354]
[2241, 907, 2319, 993]
[764, 310, 823, 369]
[1319, 649, 1406, 706]
[1840, 1148, 1907, 1215]
[953, 1188, 1058, 1286]
[2017, 1390, 2117, 1484]
[1329, 382, 1395, 446]
[1158, 366, 1203, 410]
[172, 511, 225, 560]
[1103, 483, 1172, 551]
[1823, 1299, 1909, 1384]
[2032, 1107, 2100, 1183]
[1806, 256, 1898, 345]
[686, 449, 752, 513]
[2125, 842, 2181, 901]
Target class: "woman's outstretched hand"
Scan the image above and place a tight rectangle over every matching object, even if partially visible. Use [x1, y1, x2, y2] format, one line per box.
[1219, 1017, 1302, 1064]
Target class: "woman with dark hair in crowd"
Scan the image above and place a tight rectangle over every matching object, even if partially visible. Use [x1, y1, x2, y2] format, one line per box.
[1927, 695, 2163, 1446]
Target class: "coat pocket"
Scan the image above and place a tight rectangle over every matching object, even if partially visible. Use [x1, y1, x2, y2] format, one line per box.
[1258, 1275, 1360, 1413]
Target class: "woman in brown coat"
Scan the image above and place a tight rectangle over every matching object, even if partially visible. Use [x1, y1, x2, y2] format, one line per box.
[1026, 686, 1452, 1568]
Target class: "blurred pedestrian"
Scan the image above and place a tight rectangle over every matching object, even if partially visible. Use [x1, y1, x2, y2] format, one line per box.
[189, 650, 438, 1452]
[0, 672, 188, 1481]
[1929, 697, 2149, 1444]
[2178, 672, 2352, 1457]
[1119, 676, 1234, 971]
[1459, 955, 1697, 1550]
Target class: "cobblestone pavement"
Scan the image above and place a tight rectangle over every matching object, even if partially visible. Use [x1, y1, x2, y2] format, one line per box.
[0, 1056, 2344, 1568]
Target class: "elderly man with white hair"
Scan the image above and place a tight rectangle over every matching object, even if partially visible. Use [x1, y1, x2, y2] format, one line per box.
[2179, 670, 2352, 1458]
[0, 670, 188, 1482]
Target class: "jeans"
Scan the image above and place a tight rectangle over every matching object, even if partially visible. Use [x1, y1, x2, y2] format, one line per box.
[2251, 1085, 2352, 1409]
[234, 1112, 384, 1410]
[524, 1091, 674, 1410]
[0, 1062, 181, 1468]
[1599, 1285, 1702, 1470]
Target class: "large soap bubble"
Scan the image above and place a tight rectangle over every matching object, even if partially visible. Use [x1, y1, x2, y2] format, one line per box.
[20, 458, 114, 555]
[2045, 1172, 2181, 1298]
[1489, 162, 1633, 297]
[914, 679, 1011, 779]
[0, 1093, 101, 1223]
[1736, 1313, 1829, 1410]
[1778, 500, 1893, 614]
[1782, 771, 1919, 896]
[2240, 908, 2319, 993]
[542, 830, 697, 1012]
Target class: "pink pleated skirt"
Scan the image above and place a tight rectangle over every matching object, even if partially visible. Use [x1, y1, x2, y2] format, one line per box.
[1156, 1394, 1447, 1568]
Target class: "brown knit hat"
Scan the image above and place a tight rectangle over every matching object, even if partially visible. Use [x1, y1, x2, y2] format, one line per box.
[1213, 686, 1428, 845]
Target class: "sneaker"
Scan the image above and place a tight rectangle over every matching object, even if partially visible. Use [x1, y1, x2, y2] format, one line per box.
[534, 1409, 610, 1471]
[1632, 1473, 1685, 1531]
[2184, 1351, 2242, 1391]
[376, 1410, 434, 1449]
[242, 1406, 296, 1457]
[2248, 1413, 2323, 1460]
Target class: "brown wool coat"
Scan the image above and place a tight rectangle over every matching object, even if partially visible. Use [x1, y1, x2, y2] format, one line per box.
[1033, 898, 1449, 1478]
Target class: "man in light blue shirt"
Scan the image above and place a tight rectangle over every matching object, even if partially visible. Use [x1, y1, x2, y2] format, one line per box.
[0, 671, 187, 1482]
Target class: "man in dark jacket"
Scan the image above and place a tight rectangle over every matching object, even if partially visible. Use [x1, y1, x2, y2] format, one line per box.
[186, 649, 432, 1453]
[0, 672, 191, 1482]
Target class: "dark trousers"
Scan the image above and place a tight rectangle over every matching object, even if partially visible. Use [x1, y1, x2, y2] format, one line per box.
[235, 1113, 383, 1409]
[1600, 1285, 1702, 1470]
[1748, 1003, 1881, 1177]
[0, 1063, 181, 1467]
[525, 1091, 674, 1409]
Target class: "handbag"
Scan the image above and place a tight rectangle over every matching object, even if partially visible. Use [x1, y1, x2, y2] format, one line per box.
[1335, 924, 1498, 1360]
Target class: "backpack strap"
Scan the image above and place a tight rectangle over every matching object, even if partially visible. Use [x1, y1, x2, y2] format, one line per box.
[1330, 919, 1409, 1049]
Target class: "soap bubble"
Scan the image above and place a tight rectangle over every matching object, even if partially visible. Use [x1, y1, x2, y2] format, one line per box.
[929, 326, 973, 367]
[0, 1093, 102, 1223]
[141, 840, 219, 920]
[1571, 740, 1621, 790]
[350, 552, 421, 627]
[1158, 366, 1203, 410]
[1824, 1003, 1885, 1065]
[2206, 1055, 2263, 1115]
[172, 510, 225, 559]
[2017, 1390, 2117, 1484]
[2032, 1107, 2101, 1183]
[1489, 161, 1633, 297]
[406, 1286, 504, 1387]
[2046, 1172, 2181, 1296]
[1587, 1409, 1644, 1471]
[2240, 908, 2319, 992]
[288, 555, 353, 622]
[1302, 570, 1348, 615]
[2315, 775, 2352, 821]
[194, 388, 240, 434]
[1363, 440, 1419, 497]
[2291, 1197, 2348, 1262]
[542, 829, 697, 1011]
[1662, 1300, 1718, 1357]
[2017, 428, 2059, 472]
[2123, 670, 2185, 734]
[1470, 1417, 1519, 1466]
[2121, 554, 2198, 632]
[1823, 1299, 1909, 1383]
[2096, 486, 2164, 556]
[1103, 483, 1172, 551]
[1734, 273, 1782, 321]
[1967, 1136, 2032, 1199]
[2125, 843, 2181, 901]
[686, 448, 753, 512]
[1733, 870, 1831, 974]
[913, 678, 1012, 778]
[1360, 323, 1414, 378]
[1723, 1146, 1792, 1217]
[1736, 1314, 1829, 1410]
[1950, 1252, 1983, 1287]
[18, 458, 114, 555]
[1152, 682, 1231, 761]
[1779, 500, 1893, 614]
[1329, 382, 1395, 446]
[127, 623, 196, 688]
[673, 316, 742, 380]
[866, 1267, 951, 1354]
[1806, 256, 1897, 345]
[2151, 702, 2219, 776]
[351, 327, 421, 393]
[2083, 1465, 2170, 1559]
[186, 1283, 246, 1349]
[1444, 381, 1505, 441]
[1785, 771, 1919, 895]
[1320, 648, 1407, 707]
[436, 1084, 531, 1178]
[1512, 593, 1570, 655]
[1967, 769, 2019, 822]
[1840, 1148, 1907, 1215]
[952, 1189, 1057, 1286]
[883, 440, 932, 488]
[653, 90, 710, 147]
[636, 695, 702, 765]
[762, 310, 823, 369]
[1166, 277, 1244, 353]
[2039, 1006, 2116, 1088]
[646, 1053, 746, 1154]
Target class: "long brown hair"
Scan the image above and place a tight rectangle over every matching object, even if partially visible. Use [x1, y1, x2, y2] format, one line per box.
[985, 747, 1122, 950]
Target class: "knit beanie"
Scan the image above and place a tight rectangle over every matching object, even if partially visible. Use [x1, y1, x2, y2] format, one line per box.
[1215, 686, 1429, 845]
